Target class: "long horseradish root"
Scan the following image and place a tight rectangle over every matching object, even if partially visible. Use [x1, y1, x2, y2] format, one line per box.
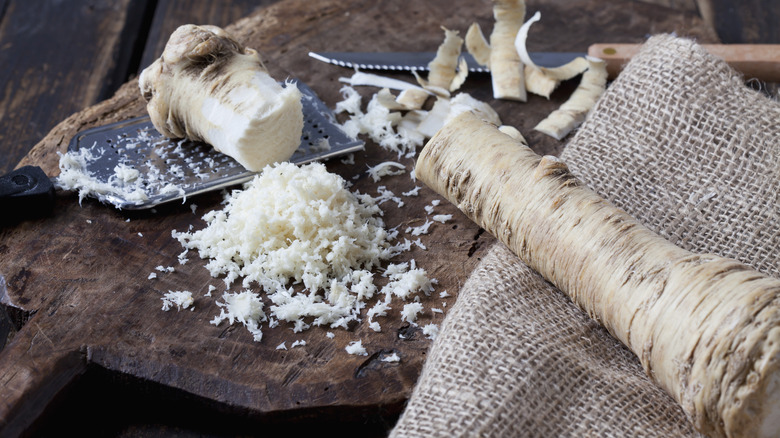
[416, 112, 780, 438]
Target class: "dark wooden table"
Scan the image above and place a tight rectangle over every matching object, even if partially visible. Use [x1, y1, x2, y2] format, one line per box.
[0, 1, 776, 437]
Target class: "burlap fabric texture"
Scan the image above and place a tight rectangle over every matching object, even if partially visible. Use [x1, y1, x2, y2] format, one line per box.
[390, 34, 780, 437]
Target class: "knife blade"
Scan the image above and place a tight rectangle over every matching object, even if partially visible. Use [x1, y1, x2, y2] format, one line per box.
[310, 44, 780, 82]
[308, 51, 583, 73]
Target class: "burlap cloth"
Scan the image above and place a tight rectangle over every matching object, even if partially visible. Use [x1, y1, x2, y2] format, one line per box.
[390, 34, 780, 437]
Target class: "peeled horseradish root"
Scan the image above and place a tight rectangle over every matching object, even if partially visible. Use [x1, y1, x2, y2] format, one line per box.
[139, 24, 303, 172]
[416, 111, 780, 438]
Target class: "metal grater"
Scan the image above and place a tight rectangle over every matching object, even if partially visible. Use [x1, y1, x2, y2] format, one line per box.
[66, 81, 364, 210]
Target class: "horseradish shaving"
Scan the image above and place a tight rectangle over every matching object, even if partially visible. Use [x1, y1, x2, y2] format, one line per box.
[161, 290, 194, 311]
[56, 147, 151, 205]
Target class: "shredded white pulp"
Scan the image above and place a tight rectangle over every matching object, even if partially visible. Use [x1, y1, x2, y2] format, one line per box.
[173, 162, 436, 342]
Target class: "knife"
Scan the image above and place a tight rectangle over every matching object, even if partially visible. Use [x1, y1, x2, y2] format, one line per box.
[309, 43, 780, 82]
[308, 51, 582, 73]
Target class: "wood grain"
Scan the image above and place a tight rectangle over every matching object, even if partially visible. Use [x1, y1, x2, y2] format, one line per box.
[0, 0, 153, 175]
[137, 0, 279, 74]
[706, 0, 779, 44]
[0, 0, 722, 435]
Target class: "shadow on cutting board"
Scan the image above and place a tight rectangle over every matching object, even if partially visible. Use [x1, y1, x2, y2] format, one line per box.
[26, 365, 399, 438]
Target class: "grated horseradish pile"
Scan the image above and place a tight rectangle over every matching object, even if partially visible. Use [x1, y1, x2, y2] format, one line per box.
[171, 161, 436, 342]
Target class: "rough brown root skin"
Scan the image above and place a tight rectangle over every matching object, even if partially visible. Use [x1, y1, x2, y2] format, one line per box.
[416, 111, 780, 438]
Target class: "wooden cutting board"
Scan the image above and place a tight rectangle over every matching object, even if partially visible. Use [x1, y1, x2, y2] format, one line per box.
[0, 0, 718, 435]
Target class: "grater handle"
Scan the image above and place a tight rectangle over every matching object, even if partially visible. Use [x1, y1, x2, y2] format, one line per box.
[0, 165, 56, 224]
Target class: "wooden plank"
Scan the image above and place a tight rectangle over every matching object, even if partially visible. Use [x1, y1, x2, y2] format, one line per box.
[705, 0, 779, 43]
[0, 0, 720, 435]
[635, 0, 699, 11]
[137, 0, 280, 73]
[0, 0, 154, 175]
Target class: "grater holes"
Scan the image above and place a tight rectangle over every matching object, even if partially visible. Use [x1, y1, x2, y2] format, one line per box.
[68, 81, 363, 209]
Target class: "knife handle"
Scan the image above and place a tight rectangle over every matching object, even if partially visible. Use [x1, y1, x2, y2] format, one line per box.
[0, 165, 55, 225]
[588, 43, 780, 82]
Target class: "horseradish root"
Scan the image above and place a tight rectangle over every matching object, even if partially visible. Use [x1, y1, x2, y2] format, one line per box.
[139, 24, 303, 172]
[416, 111, 780, 438]
[466, 0, 527, 101]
